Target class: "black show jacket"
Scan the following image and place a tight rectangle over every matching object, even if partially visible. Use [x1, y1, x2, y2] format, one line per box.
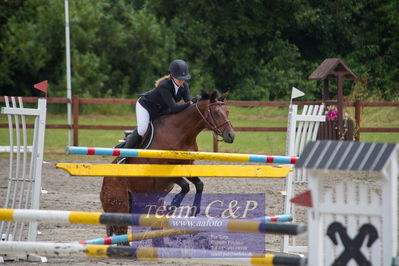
[138, 78, 191, 119]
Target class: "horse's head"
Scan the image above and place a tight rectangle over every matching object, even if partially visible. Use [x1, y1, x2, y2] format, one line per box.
[196, 90, 235, 143]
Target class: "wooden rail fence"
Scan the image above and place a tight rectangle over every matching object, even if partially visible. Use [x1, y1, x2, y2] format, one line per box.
[1, 96, 398, 151]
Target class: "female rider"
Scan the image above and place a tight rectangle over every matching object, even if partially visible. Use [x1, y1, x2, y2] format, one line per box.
[124, 59, 193, 148]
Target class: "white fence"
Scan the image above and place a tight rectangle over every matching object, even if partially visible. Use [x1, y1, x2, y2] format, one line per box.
[0, 96, 47, 262]
[283, 104, 325, 253]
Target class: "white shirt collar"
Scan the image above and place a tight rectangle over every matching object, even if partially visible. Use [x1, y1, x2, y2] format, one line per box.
[171, 79, 181, 95]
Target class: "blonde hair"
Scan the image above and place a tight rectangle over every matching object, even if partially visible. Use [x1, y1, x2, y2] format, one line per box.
[154, 75, 171, 87]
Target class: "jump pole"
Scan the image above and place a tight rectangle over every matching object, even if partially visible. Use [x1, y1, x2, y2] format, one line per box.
[0, 209, 306, 235]
[0, 241, 306, 265]
[75, 215, 292, 245]
[74, 215, 292, 245]
[66, 146, 299, 164]
[56, 163, 293, 178]
[255, 214, 292, 222]
[74, 229, 199, 245]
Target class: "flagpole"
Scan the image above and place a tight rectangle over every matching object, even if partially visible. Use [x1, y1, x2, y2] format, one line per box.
[65, 0, 72, 147]
[290, 87, 305, 109]
[290, 87, 294, 107]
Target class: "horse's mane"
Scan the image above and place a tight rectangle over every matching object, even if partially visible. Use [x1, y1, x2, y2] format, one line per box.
[156, 90, 226, 124]
[154, 90, 222, 126]
[194, 90, 220, 102]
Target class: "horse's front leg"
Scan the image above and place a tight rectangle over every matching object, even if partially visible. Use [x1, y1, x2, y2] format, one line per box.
[170, 178, 190, 208]
[100, 177, 130, 245]
[186, 177, 203, 216]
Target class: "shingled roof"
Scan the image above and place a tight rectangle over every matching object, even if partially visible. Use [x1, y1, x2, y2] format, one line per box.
[295, 140, 397, 172]
[308, 58, 357, 80]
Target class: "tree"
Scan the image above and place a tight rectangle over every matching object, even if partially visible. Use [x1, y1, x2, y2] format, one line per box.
[0, 0, 397, 100]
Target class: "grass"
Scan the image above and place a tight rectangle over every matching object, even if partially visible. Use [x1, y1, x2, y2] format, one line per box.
[0, 105, 398, 161]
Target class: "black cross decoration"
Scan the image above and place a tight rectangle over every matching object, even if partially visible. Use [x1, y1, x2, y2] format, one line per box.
[327, 222, 379, 266]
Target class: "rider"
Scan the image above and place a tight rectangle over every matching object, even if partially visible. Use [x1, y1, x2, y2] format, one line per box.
[124, 59, 193, 148]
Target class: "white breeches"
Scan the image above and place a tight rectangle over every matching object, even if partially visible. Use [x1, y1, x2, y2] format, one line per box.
[136, 100, 150, 137]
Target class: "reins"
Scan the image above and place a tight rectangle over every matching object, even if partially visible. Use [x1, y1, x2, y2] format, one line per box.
[195, 101, 231, 141]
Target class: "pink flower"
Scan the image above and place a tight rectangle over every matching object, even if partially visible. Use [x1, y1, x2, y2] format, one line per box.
[326, 109, 338, 121]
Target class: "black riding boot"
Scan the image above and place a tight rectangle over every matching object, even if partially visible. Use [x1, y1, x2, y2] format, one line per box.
[124, 131, 142, 149]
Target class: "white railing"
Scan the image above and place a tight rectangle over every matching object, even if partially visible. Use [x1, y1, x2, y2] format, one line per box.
[0, 96, 47, 262]
[282, 104, 325, 253]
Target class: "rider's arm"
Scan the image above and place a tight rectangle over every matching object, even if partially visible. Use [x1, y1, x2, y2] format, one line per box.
[182, 83, 191, 103]
[159, 86, 190, 114]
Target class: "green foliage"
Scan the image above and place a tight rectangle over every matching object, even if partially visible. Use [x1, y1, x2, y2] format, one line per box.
[0, 0, 397, 101]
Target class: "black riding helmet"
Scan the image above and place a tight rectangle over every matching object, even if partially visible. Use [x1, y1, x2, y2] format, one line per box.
[168, 59, 191, 80]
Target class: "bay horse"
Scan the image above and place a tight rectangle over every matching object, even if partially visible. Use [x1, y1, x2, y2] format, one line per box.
[100, 90, 235, 237]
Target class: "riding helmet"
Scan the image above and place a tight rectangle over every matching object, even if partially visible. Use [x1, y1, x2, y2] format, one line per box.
[168, 59, 191, 80]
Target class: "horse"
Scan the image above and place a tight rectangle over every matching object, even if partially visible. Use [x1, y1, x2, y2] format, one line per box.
[100, 90, 235, 238]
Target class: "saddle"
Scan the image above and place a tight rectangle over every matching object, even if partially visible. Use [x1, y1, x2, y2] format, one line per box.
[115, 122, 154, 164]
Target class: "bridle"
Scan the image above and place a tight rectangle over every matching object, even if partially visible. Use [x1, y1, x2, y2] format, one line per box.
[195, 101, 231, 140]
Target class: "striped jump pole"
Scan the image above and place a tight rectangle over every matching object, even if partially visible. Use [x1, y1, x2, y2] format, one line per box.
[0, 209, 306, 235]
[75, 215, 292, 245]
[67, 146, 299, 164]
[56, 163, 293, 178]
[0, 241, 306, 265]
[74, 229, 199, 245]
[254, 214, 292, 223]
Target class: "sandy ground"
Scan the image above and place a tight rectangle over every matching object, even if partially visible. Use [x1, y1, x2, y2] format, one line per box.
[0, 158, 306, 265]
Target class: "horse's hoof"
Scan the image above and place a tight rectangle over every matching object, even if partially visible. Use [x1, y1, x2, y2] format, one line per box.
[117, 241, 130, 246]
[190, 207, 201, 217]
[157, 197, 165, 207]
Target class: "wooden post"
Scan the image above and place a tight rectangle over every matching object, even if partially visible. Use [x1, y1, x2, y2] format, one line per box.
[212, 132, 218, 152]
[337, 74, 344, 138]
[72, 95, 79, 146]
[355, 100, 361, 141]
[323, 79, 329, 101]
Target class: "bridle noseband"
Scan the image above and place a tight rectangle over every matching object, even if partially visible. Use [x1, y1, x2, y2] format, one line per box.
[195, 101, 231, 140]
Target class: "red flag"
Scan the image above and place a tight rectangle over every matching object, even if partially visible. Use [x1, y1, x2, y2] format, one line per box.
[33, 80, 48, 93]
[290, 190, 313, 207]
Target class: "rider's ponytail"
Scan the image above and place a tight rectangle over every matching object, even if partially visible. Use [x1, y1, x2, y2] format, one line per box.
[154, 75, 171, 87]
